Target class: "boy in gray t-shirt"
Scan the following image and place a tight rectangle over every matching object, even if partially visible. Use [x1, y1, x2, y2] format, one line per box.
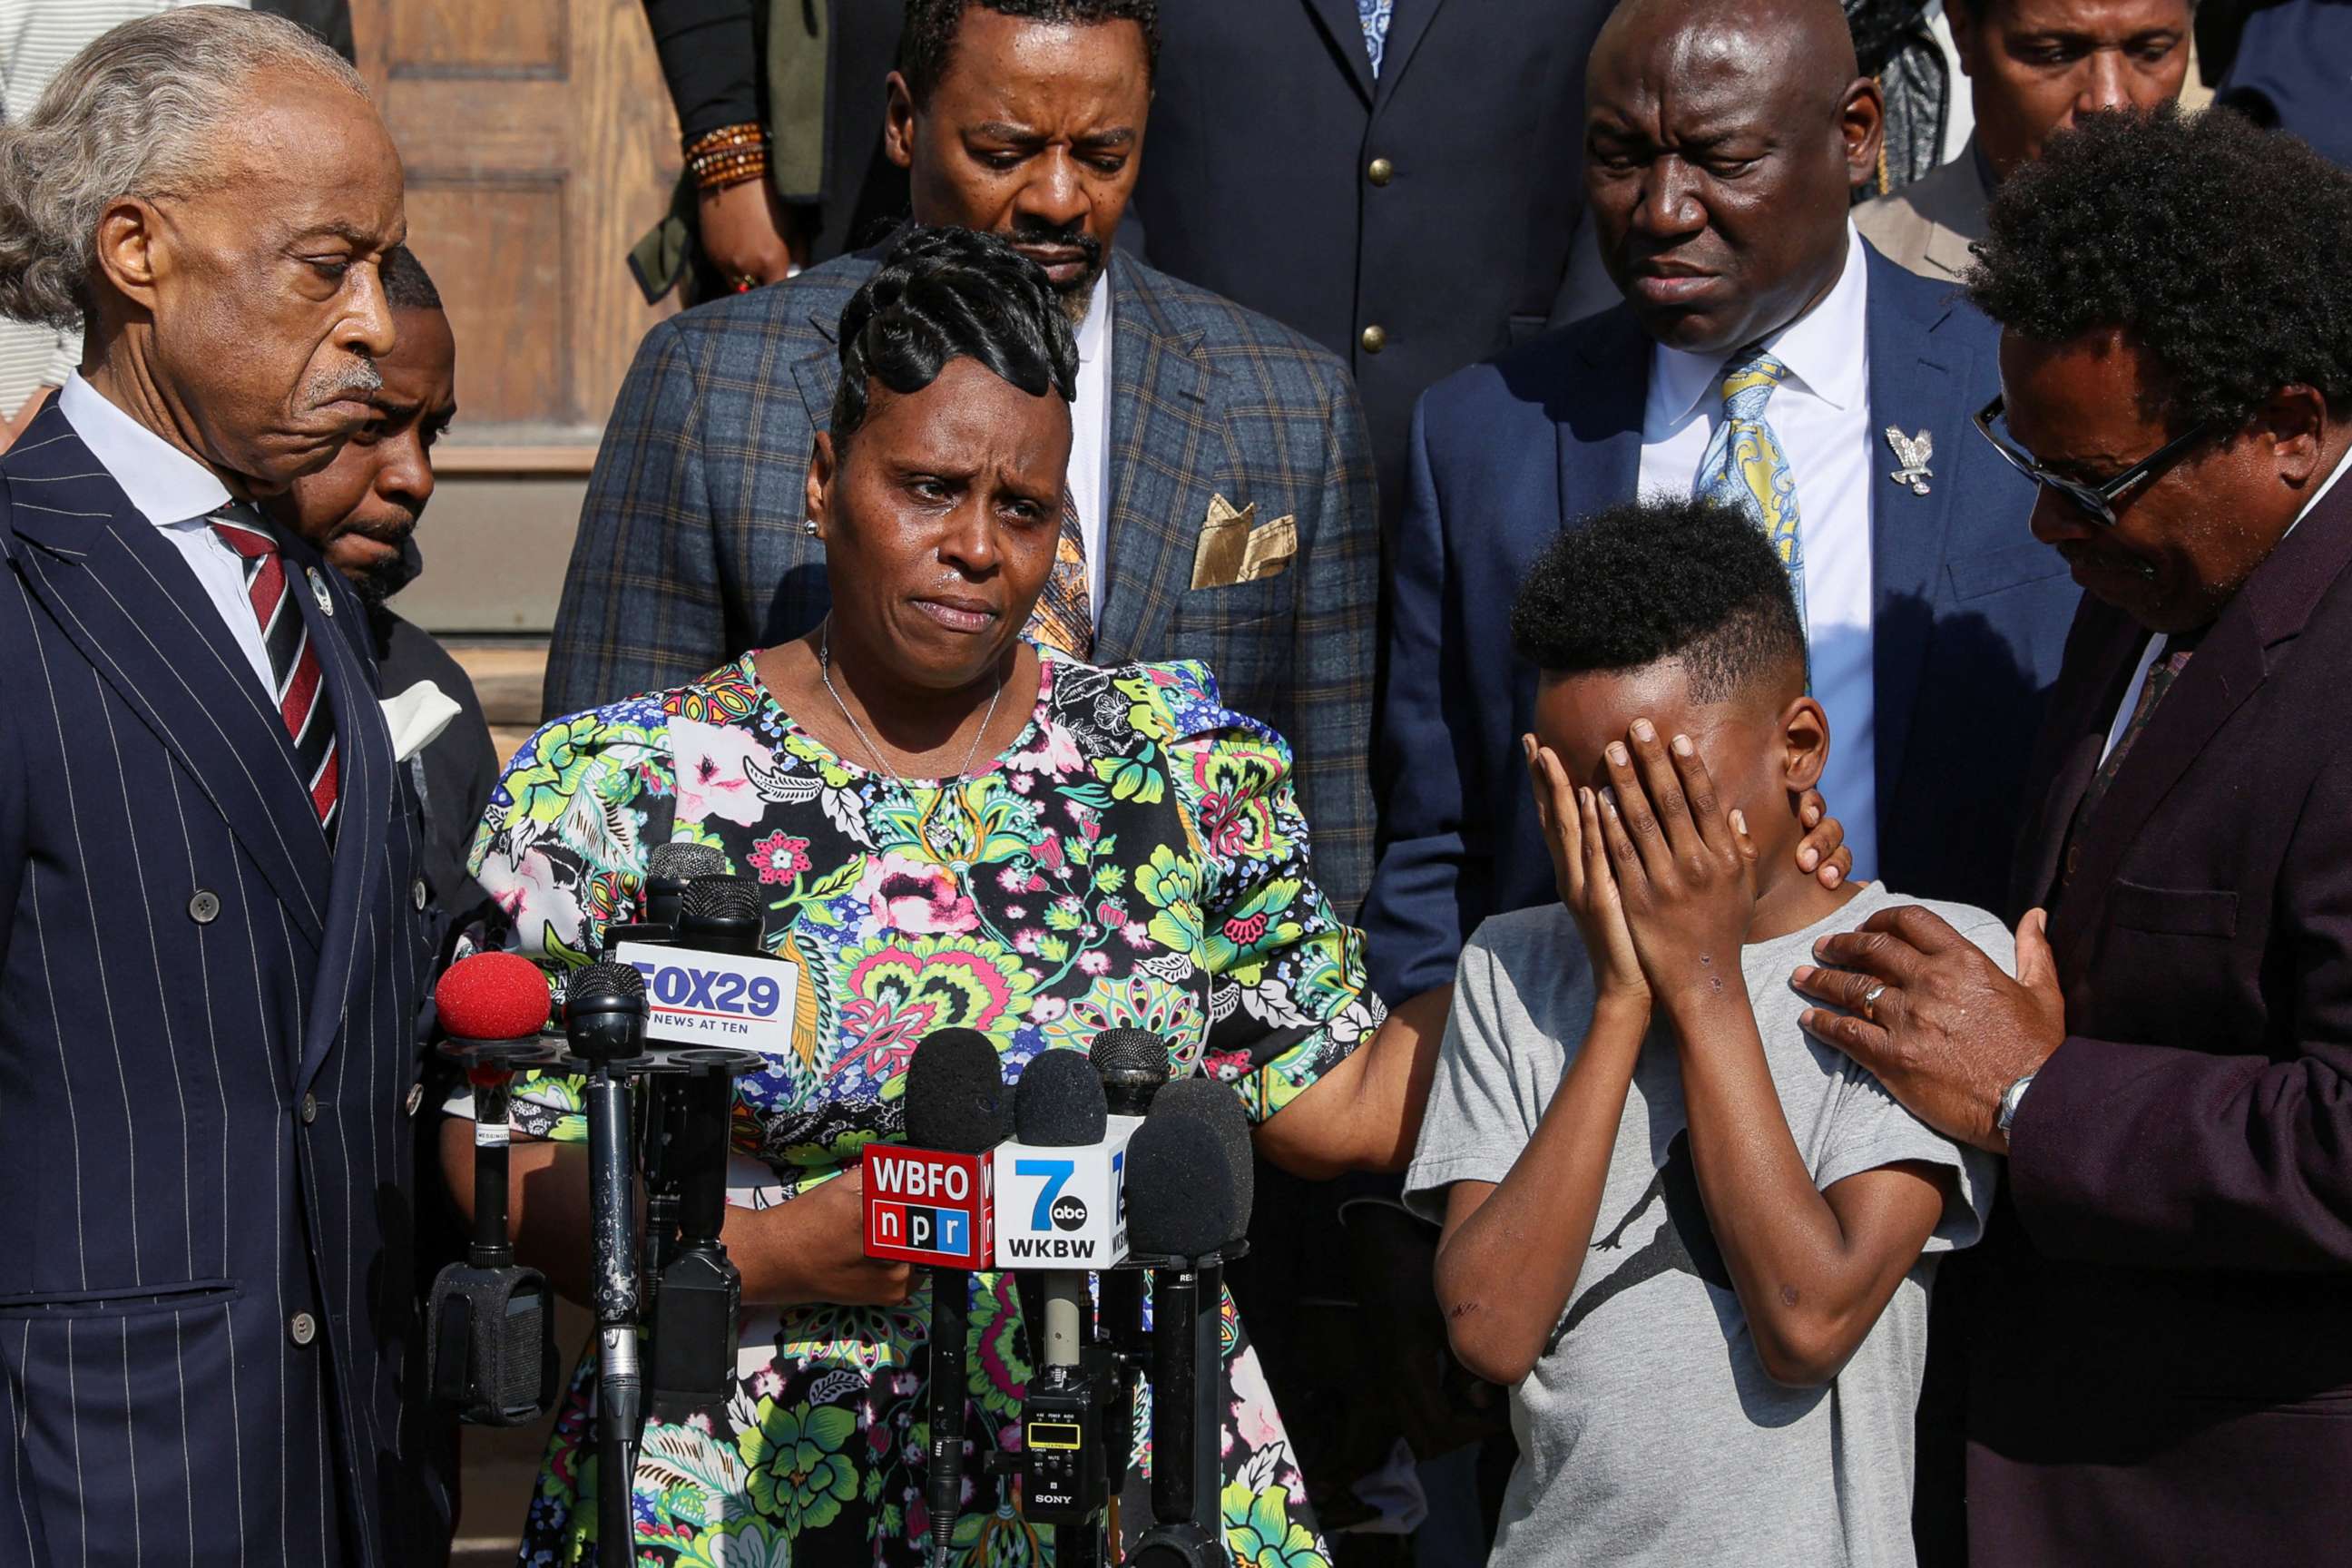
[1402, 498, 2003, 1568]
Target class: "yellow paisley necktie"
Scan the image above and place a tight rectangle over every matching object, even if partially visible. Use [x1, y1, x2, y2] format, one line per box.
[1695, 347, 1805, 629]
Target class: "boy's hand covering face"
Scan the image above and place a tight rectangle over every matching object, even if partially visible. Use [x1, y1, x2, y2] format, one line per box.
[1525, 735, 1650, 1005]
[1591, 720, 1763, 993]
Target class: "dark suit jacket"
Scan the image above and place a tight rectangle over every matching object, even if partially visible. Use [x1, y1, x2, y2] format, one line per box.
[373, 607, 499, 936]
[1363, 244, 2079, 999]
[1127, 0, 1616, 512]
[546, 248, 1381, 914]
[0, 407, 446, 1565]
[1962, 472, 2352, 1566]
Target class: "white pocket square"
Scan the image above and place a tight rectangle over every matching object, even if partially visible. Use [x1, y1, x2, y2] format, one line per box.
[380, 681, 460, 764]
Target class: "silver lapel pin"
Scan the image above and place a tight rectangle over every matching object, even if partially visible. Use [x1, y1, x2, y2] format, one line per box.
[308, 565, 336, 617]
[1885, 426, 1935, 495]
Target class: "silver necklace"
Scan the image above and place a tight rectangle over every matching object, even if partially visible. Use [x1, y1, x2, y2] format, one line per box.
[818, 618, 1004, 789]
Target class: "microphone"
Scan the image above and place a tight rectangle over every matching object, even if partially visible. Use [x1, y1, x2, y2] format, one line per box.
[643, 839, 726, 929]
[564, 962, 652, 1568]
[425, 952, 563, 1426]
[649, 876, 762, 1421]
[1125, 1089, 1254, 1568]
[1090, 1028, 1171, 1120]
[602, 840, 728, 956]
[608, 867, 796, 1069]
[866, 1027, 1010, 1559]
[1150, 1076, 1255, 1232]
[1004, 1053, 1121, 1548]
[1088, 1032, 1169, 1377]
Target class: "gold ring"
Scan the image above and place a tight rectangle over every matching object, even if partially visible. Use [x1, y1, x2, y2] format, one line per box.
[1859, 980, 1888, 1020]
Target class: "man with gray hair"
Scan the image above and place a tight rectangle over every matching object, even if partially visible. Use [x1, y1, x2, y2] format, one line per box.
[0, 8, 450, 1563]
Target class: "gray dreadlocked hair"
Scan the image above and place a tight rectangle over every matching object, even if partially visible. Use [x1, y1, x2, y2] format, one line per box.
[0, 6, 368, 329]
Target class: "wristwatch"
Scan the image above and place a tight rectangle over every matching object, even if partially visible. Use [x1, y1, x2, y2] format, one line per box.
[1996, 1073, 2038, 1138]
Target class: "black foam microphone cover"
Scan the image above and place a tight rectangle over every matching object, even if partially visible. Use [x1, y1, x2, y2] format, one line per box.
[1125, 1106, 1247, 1260]
[1089, 1028, 1170, 1117]
[905, 1027, 1012, 1152]
[1154, 1076, 1255, 1226]
[1014, 1050, 1108, 1147]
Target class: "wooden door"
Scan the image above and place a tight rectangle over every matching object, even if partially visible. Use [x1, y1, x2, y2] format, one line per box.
[352, 0, 680, 455]
[350, 0, 683, 735]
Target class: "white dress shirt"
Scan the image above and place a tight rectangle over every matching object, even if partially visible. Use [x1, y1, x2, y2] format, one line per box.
[56, 374, 276, 697]
[2101, 439, 2352, 765]
[1070, 270, 1114, 617]
[1636, 227, 1880, 879]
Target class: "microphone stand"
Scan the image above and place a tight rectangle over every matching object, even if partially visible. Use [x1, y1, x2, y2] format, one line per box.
[1128, 1244, 1244, 1568]
[583, 1063, 642, 1568]
[927, 1267, 970, 1563]
[563, 973, 655, 1568]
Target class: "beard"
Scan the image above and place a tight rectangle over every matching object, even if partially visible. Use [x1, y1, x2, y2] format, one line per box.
[1054, 268, 1100, 327]
[1008, 217, 1105, 326]
[331, 524, 421, 611]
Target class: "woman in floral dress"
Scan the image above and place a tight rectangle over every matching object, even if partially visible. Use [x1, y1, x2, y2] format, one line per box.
[454, 229, 1442, 1567]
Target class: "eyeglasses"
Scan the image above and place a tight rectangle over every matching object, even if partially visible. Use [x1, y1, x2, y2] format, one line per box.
[1972, 395, 2214, 528]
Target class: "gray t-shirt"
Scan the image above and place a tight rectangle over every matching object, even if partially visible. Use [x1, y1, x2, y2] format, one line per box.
[1404, 882, 2004, 1568]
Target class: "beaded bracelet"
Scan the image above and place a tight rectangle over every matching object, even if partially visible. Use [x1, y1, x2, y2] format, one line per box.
[685, 122, 769, 192]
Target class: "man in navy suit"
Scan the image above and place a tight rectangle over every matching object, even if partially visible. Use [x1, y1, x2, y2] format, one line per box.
[0, 12, 446, 1563]
[1366, 0, 2080, 1004]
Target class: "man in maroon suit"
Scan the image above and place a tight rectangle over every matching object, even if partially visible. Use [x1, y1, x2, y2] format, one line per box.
[1785, 106, 2352, 1564]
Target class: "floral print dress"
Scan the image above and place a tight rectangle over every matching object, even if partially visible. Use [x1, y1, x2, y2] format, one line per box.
[467, 646, 1381, 1568]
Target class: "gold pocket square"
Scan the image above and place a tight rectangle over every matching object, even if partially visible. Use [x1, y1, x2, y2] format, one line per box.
[1191, 494, 1298, 589]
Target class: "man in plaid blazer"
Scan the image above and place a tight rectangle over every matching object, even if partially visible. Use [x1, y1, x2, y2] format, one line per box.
[544, 1, 1378, 915]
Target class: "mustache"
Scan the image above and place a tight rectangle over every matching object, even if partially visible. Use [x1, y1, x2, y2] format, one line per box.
[305, 359, 384, 405]
[1008, 219, 1102, 267]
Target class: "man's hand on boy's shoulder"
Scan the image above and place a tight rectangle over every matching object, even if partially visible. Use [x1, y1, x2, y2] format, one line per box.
[1792, 906, 2067, 1154]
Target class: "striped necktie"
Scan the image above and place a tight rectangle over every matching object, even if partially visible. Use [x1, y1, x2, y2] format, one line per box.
[210, 505, 339, 834]
[1695, 346, 1807, 631]
[1023, 485, 1094, 660]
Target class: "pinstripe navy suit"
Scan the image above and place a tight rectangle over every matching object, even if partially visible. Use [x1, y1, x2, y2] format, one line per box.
[0, 399, 449, 1565]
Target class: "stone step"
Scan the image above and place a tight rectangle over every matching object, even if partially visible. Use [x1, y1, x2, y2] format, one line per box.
[445, 639, 549, 766]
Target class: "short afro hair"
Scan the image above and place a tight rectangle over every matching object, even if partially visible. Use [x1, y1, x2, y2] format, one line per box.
[1512, 495, 1807, 703]
[1966, 104, 2352, 432]
[829, 224, 1078, 445]
[382, 244, 439, 313]
[899, 0, 1159, 105]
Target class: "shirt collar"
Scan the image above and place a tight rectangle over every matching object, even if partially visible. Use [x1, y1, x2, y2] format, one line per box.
[1074, 270, 1112, 368]
[1650, 223, 1872, 429]
[56, 372, 231, 529]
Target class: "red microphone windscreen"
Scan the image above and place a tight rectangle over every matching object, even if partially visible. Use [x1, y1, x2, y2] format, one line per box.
[436, 951, 554, 1042]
